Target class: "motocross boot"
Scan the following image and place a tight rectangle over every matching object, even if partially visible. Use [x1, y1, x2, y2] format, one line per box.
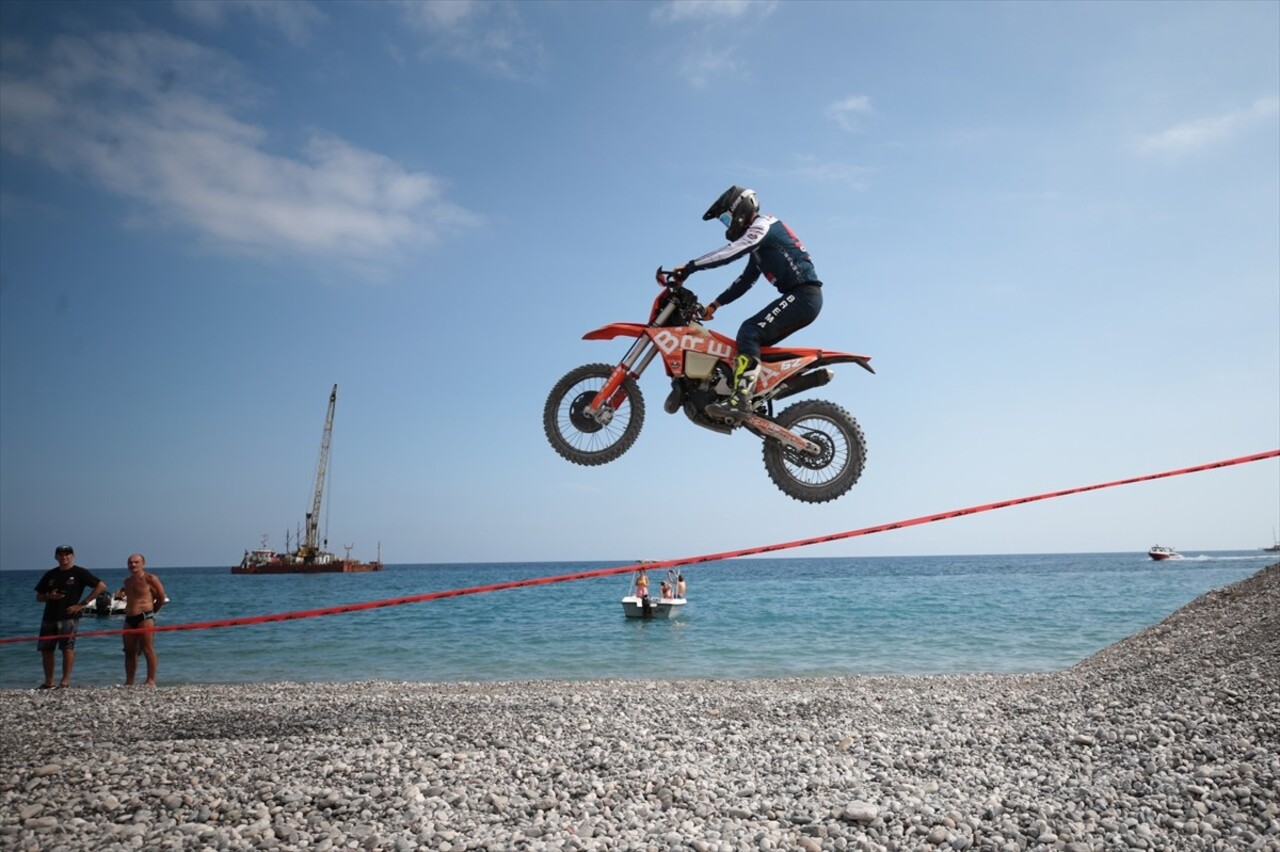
[707, 354, 760, 424]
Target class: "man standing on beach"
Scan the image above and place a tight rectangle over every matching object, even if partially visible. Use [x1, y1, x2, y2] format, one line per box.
[34, 545, 107, 689]
[121, 553, 166, 686]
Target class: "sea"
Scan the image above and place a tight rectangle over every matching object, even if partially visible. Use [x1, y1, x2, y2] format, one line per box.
[0, 552, 1273, 690]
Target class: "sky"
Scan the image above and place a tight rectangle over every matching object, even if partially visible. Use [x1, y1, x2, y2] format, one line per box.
[1, 0, 1277, 572]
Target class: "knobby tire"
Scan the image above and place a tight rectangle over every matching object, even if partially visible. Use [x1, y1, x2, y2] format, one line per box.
[762, 399, 866, 503]
[543, 363, 646, 466]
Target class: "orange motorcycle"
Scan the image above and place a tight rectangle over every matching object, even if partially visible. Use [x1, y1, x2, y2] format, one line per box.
[543, 269, 874, 503]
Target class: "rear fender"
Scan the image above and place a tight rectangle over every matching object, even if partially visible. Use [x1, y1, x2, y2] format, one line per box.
[761, 346, 875, 374]
[754, 348, 874, 395]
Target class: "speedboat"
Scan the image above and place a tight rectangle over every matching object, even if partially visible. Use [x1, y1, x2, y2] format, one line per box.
[85, 593, 170, 615]
[1148, 545, 1182, 561]
[621, 594, 686, 619]
[86, 594, 127, 616]
[621, 566, 686, 619]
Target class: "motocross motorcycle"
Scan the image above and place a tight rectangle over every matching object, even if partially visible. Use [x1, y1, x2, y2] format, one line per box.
[543, 269, 874, 503]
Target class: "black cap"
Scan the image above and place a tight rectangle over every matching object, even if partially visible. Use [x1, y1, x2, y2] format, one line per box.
[55, 545, 74, 555]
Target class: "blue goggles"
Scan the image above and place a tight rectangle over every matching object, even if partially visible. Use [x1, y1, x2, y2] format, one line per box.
[718, 211, 733, 228]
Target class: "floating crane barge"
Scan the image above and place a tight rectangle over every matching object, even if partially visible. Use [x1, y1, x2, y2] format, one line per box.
[233, 384, 383, 574]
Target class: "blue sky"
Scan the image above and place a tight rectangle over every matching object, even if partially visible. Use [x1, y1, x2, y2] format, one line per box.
[1, 0, 1277, 571]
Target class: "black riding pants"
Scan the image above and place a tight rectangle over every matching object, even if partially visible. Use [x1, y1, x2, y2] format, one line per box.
[735, 283, 823, 361]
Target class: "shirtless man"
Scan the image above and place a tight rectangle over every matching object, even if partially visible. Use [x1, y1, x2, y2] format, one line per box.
[121, 553, 166, 686]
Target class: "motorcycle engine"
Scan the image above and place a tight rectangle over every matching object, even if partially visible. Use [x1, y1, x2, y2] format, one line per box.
[679, 364, 736, 435]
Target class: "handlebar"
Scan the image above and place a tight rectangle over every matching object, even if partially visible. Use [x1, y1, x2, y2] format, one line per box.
[653, 267, 708, 322]
[655, 266, 681, 288]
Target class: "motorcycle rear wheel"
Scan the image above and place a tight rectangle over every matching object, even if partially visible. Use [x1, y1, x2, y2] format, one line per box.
[762, 399, 866, 503]
[544, 363, 646, 466]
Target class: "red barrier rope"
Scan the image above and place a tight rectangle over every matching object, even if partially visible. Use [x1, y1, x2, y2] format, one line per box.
[4, 449, 1275, 645]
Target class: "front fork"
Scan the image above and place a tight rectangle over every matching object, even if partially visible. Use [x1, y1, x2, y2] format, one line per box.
[586, 301, 677, 423]
[587, 336, 660, 424]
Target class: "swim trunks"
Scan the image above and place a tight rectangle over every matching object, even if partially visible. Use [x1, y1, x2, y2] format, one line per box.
[124, 612, 155, 629]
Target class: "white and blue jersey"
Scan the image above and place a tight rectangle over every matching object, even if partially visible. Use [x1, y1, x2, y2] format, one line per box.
[688, 215, 821, 308]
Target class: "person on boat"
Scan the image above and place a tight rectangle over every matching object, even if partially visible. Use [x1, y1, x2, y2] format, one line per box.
[635, 570, 650, 599]
[33, 545, 107, 689]
[676, 574, 687, 598]
[660, 580, 673, 600]
[121, 553, 166, 687]
[671, 186, 825, 423]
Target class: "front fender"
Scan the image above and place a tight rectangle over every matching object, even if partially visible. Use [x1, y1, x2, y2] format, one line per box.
[583, 322, 648, 341]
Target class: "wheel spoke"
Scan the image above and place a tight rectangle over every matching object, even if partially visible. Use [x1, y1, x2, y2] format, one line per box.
[556, 379, 633, 453]
[762, 399, 866, 503]
[781, 416, 850, 486]
[544, 363, 644, 466]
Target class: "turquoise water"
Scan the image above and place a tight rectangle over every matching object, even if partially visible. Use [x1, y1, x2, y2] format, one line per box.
[0, 552, 1271, 689]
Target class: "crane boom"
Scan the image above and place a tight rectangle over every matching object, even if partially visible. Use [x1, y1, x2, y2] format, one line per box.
[299, 384, 337, 561]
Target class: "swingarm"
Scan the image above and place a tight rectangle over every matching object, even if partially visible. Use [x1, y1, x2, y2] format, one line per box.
[743, 415, 823, 455]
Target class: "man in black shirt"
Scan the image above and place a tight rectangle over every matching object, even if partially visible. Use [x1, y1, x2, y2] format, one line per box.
[34, 545, 106, 689]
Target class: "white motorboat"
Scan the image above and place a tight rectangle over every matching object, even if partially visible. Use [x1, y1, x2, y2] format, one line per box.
[86, 594, 127, 615]
[621, 566, 686, 619]
[621, 594, 686, 619]
[85, 592, 170, 615]
[1148, 545, 1182, 561]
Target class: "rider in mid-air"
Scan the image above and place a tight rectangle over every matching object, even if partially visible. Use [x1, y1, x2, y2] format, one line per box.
[673, 186, 824, 423]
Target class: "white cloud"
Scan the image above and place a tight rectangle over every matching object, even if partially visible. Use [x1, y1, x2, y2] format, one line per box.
[400, 0, 477, 30]
[827, 95, 872, 133]
[790, 159, 875, 192]
[679, 47, 742, 89]
[650, 0, 776, 87]
[650, 0, 777, 24]
[1134, 98, 1279, 158]
[0, 30, 479, 270]
[396, 0, 544, 79]
[173, 0, 327, 45]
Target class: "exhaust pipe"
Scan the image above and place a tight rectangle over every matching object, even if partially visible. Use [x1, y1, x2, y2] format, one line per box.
[770, 367, 833, 402]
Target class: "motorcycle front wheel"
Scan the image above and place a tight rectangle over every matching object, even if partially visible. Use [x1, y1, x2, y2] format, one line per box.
[762, 399, 866, 503]
[543, 363, 646, 466]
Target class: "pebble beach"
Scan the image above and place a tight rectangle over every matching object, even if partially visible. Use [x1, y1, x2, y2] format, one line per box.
[1, 564, 1276, 852]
